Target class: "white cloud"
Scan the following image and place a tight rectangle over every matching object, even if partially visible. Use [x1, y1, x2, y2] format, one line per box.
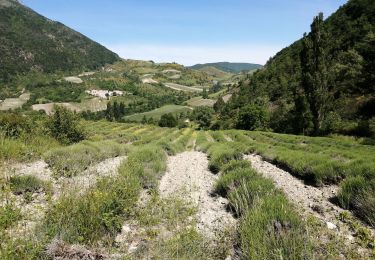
[105, 44, 284, 66]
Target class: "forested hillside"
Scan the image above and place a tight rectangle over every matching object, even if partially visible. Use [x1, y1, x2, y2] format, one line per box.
[220, 0, 374, 136]
[190, 62, 262, 73]
[0, 0, 119, 83]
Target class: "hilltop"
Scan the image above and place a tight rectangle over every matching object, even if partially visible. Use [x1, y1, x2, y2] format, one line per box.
[0, 0, 119, 83]
[189, 62, 263, 73]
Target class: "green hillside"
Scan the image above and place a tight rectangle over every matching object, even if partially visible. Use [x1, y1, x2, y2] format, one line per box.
[189, 62, 263, 73]
[0, 0, 119, 83]
[219, 0, 375, 136]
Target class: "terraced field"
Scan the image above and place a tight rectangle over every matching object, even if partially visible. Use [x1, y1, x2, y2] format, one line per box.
[124, 104, 193, 122]
[1, 121, 374, 259]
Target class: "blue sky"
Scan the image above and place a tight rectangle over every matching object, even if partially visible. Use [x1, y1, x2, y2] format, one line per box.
[23, 0, 347, 65]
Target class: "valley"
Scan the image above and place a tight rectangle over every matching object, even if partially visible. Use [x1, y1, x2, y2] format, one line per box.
[1, 0, 374, 259]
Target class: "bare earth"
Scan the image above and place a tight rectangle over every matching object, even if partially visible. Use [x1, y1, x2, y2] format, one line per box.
[159, 151, 236, 237]
[245, 154, 374, 243]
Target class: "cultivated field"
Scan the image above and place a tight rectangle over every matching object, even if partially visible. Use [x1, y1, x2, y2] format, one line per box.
[0, 93, 30, 111]
[124, 104, 192, 122]
[164, 83, 204, 92]
[1, 119, 374, 259]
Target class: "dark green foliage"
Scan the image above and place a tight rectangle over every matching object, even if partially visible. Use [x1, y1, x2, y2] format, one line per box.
[191, 106, 214, 129]
[159, 113, 178, 128]
[213, 97, 225, 113]
[0, 112, 29, 138]
[0, 0, 119, 82]
[202, 88, 208, 99]
[236, 104, 270, 130]
[223, 0, 375, 136]
[301, 13, 330, 135]
[105, 101, 126, 121]
[47, 106, 85, 144]
[26, 81, 85, 104]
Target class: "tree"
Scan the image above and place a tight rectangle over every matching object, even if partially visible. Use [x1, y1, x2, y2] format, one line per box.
[202, 88, 208, 99]
[213, 97, 225, 113]
[191, 107, 213, 129]
[141, 115, 147, 124]
[158, 113, 178, 128]
[300, 13, 330, 135]
[105, 103, 114, 121]
[236, 104, 269, 131]
[47, 106, 85, 144]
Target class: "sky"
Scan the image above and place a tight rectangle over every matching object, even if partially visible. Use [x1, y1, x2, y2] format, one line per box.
[22, 0, 347, 65]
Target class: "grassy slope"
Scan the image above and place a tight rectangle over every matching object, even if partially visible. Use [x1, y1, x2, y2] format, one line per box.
[124, 105, 192, 122]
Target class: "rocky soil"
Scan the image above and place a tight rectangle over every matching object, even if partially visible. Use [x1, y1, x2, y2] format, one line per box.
[159, 151, 236, 237]
[245, 154, 374, 245]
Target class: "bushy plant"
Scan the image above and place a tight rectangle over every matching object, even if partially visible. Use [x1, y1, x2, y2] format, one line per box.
[236, 104, 270, 131]
[0, 112, 29, 138]
[46, 106, 85, 144]
[9, 175, 50, 196]
[158, 113, 178, 128]
[44, 140, 127, 177]
[191, 106, 214, 130]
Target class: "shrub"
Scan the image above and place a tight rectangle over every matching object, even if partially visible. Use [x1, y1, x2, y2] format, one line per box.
[0, 112, 29, 138]
[43, 144, 166, 244]
[214, 168, 257, 197]
[44, 141, 127, 177]
[221, 160, 252, 174]
[9, 175, 49, 195]
[159, 113, 178, 128]
[46, 106, 85, 144]
[43, 175, 140, 244]
[207, 144, 243, 173]
[239, 194, 311, 259]
[191, 106, 214, 130]
[236, 104, 270, 131]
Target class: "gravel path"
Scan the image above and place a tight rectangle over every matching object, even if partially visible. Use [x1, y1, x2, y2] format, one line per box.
[245, 154, 374, 241]
[159, 151, 236, 237]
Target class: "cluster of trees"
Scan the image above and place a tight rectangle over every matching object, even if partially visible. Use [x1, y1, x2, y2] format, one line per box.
[105, 101, 126, 121]
[0, 106, 85, 144]
[217, 0, 375, 137]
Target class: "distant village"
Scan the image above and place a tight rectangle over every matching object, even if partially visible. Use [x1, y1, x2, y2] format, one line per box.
[85, 90, 124, 99]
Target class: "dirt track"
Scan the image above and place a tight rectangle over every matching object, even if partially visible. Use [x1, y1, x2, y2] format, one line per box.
[159, 151, 236, 237]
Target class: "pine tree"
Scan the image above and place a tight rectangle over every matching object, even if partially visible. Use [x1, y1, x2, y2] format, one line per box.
[300, 13, 330, 135]
[105, 103, 114, 121]
[213, 96, 225, 113]
[202, 88, 208, 99]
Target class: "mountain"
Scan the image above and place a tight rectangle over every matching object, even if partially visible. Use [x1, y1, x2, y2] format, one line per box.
[0, 0, 119, 82]
[189, 62, 263, 73]
[220, 0, 375, 136]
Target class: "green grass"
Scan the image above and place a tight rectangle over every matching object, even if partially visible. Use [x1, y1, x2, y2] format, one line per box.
[9, 175, 51, 197]
[0, 204, 22, 231]
[43, 140, 128, 177]
[124, 105, 192, 122]
[209, 152, 312, 258]
[186, 97, 215, 107]
[43, 143, 166, 244]
[0, 134, 60, 164]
